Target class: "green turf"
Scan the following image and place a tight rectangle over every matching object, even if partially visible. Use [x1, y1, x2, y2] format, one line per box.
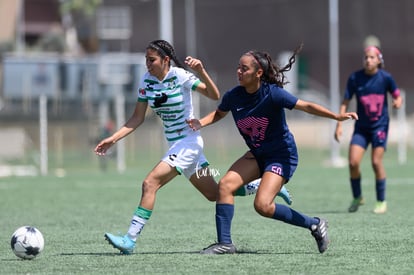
[1, 147, 413, 274]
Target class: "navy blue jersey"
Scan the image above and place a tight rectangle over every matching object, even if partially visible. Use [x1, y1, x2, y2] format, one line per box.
[344, 69, 399, 129]
[218, 83, 298, 158]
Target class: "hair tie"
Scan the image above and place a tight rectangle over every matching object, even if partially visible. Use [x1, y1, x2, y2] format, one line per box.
[365, 46, 382, 56]
[365, 46, 384, 67]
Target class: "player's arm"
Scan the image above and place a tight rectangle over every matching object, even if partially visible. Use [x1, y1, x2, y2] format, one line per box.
[112, 101, 147, 142]
[186, 109, 228, 131]
[391, 89, 403, 109]
[334, 99, 350, 142]
[95, 101, 147, 155]
[294, 99, 356, 121]
[185, 56, 220, 100]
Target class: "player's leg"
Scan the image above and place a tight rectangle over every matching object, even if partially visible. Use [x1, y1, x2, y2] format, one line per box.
[189, 147, 292, 203]
[371, 126, 388, 213]
[189, 168, 218, 202]
[190, 168, 292, 205]
[231, 151, 293, 204]
[348, 132, 367, 212]
[237, 178, 293, 205]
[371, 146, 387, 213]
[371, 146, 386, 180]
[256, 168, 329, 253]
[105, 161, 178, 254]
[201, 152, 259, 254]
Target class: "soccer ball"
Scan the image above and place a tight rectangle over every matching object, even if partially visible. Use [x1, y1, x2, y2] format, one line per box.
[11, 226, 44, 260]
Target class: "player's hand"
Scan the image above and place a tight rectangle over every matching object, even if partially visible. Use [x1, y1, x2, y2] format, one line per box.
[392, 96, 403, 109]
[186, 118, 202, 131]
[94, 137, 115, 156]
[184, 56, 204, 74]
[334, 112, 357, 142]
[337, 112, 358, 121]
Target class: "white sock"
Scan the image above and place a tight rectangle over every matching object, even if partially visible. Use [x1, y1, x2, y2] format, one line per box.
[244, 178, 261, 195]
[127, 215, 148, 241]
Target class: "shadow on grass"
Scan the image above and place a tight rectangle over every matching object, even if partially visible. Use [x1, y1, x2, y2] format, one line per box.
[308, 210, 350, 214]
[57, 249, 314, 256]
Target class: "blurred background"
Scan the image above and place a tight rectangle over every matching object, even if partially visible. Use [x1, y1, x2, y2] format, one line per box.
[0, 0, 412, 176]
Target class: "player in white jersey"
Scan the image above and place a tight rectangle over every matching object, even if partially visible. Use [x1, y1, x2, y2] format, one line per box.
[94, 40, 291, 254]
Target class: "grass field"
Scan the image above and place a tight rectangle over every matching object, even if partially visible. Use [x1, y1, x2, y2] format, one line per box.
[1, 147, 413, 274]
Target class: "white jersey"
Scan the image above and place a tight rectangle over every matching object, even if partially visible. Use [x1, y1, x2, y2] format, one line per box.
[138, 66, 201, 143]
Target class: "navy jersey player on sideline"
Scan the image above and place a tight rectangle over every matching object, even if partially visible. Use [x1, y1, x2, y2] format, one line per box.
[94, 40, 292, 255]
[187, 44, 358, 254]
[335, 46, 403, 214]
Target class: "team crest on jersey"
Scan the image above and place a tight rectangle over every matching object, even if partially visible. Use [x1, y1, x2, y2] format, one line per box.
[167, 80, 175, 89]
[236, 116, 269, 148]
[139, 88, 146, 95]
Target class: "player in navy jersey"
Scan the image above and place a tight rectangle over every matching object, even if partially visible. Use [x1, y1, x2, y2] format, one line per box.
[94, 40, 291, 254]
[187, 44, 358, 254]
[335, 46, 403, 214]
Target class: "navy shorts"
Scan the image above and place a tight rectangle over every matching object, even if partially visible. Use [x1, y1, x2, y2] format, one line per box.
[350, 125, 389, 149]
[253, 147, 298, 182]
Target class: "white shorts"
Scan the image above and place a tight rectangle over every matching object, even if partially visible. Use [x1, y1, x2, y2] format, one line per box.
[162, 132, 209, 179]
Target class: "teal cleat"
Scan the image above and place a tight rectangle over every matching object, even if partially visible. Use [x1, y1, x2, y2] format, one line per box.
[278, 185, 293, 205]
[104, 233, 135, 255]
[242, 179, 293, 205]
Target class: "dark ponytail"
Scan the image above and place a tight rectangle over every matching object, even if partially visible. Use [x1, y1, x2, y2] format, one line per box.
[147, 40, 185, 68]
[247, 43, 303, 88]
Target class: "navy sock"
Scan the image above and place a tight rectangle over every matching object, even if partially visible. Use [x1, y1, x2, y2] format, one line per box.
[272, 203, 318, 229]
[215, 204, 234, 244]
[350, 178, 362, 198]
[376, 178, 386, 201]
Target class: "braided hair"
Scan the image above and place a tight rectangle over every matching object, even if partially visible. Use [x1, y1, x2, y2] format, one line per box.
[246, 43, 303, 88]
[147, 40, 185, 68]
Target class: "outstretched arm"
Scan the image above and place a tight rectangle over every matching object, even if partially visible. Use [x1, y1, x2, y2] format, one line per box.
[294, 99, 358, 121]
[187, 109, 228, 131]
[94, 101, 148, 155]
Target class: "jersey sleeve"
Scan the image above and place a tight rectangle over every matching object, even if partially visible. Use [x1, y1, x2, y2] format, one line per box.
[270, 86, 298, 110]
[344, 73, 356, 100]
[217, 90, 232, 112]
[137, 73, 149, 102]
[178, 68, 200, 92]
[385, 73, 400, 99]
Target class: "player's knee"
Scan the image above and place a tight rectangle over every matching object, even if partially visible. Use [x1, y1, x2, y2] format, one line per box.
[218, 179, 236, 196]
[371, 160, 383, 173]
[348, 160, 360, 171]
[253, 200, 273, 217]
[141, 178, 160, 195]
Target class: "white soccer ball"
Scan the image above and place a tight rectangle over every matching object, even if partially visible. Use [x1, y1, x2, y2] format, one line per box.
[11, 226, 44, 260]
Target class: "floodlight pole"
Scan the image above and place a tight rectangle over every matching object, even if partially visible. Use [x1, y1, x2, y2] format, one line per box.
[159, 0, 173, 44]
[16, 0, 25, 54]
[329, 0, 342, 166]
[185, 0, 196, 57]
[185, 0, 200, 118]
[39, 94, 48, 175]
[114, 85, 126, 173]
[397, 90, 407, 164]
[158, 0, 173, 152]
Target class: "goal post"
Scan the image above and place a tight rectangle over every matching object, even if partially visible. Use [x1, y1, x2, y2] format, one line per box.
[39, 94, 48, 176]
[396, 89, 407, 164]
